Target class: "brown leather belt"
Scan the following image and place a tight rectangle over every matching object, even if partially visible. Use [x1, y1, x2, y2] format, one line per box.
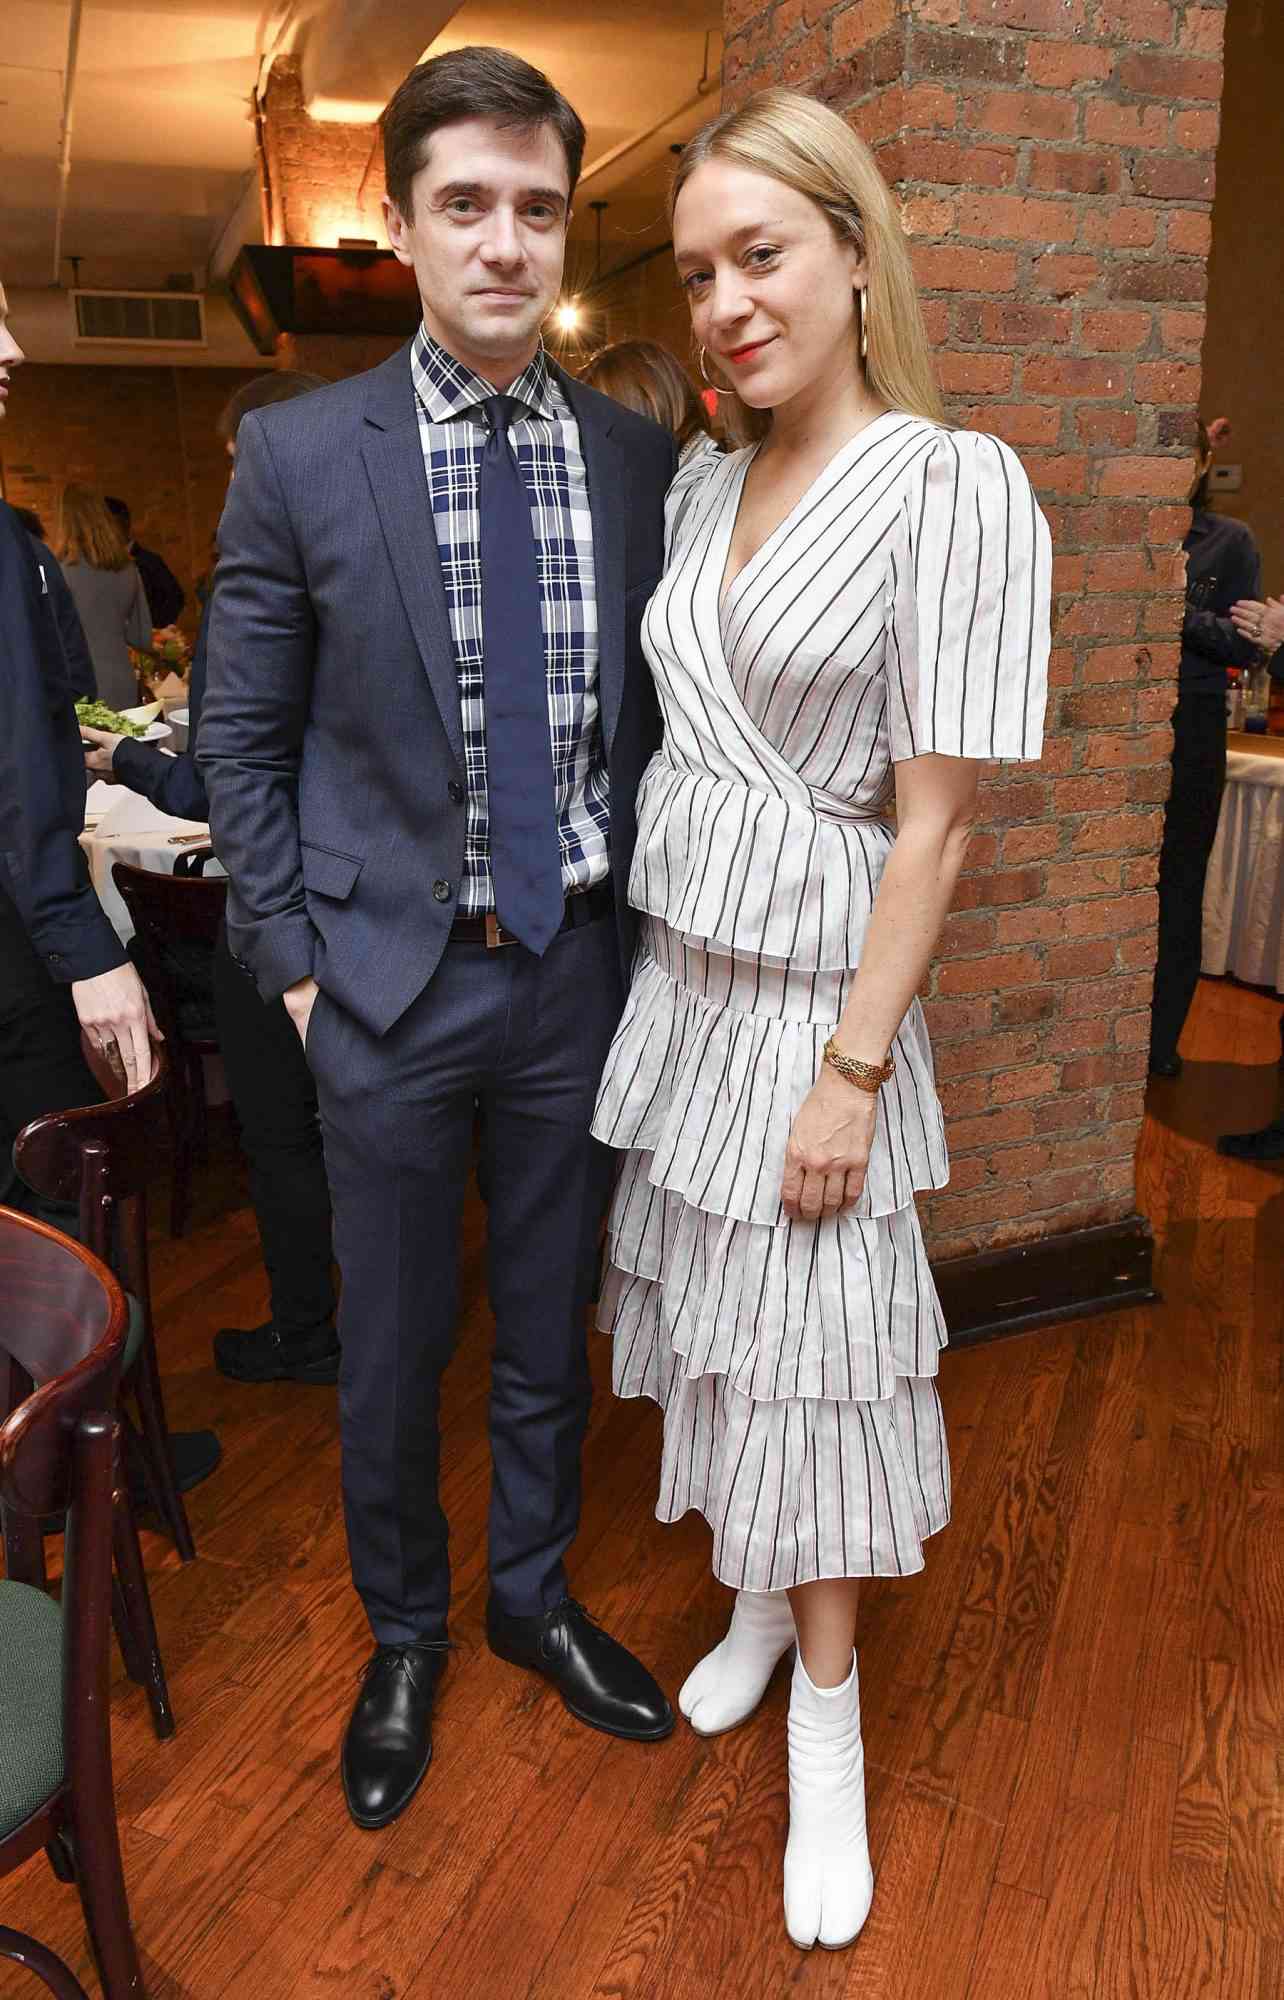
[448, 877, 614, 949]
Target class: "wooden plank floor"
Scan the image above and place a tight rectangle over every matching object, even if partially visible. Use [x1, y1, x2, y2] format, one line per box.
[5, 973, 1282, 1999]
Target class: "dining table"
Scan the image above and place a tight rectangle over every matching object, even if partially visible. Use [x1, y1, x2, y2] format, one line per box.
[1202, 729, 1284, 995]
[80, 777, 219, 946]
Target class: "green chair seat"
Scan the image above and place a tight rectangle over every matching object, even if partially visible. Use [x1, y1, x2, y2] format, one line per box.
[0, 1580, 63, 1837]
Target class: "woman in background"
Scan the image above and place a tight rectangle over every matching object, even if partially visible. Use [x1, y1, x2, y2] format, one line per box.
[59, 482, 150, 709]
[582, 337, 717, 466]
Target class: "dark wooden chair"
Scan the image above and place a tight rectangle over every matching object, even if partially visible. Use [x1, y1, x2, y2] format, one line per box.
[15, 1036, 216, 1738]
[110, 859, 227, 1238]
[0, 1206, 150, 2000]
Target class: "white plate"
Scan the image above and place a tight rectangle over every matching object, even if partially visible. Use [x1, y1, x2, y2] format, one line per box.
[139, 721, 172, 743]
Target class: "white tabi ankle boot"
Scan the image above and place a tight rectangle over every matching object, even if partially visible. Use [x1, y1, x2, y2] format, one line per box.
[677, 1589, 796, 1737]
[783, 1650, 875, 1950]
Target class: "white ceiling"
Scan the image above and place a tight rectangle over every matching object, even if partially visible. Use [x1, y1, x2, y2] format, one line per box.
[1, 0, 720, 297]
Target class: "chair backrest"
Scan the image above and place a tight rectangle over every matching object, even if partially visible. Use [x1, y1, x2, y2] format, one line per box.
[111, 857, 227, 945]
[0, 1211, 126, 1833]
[14, 1035, 169, 1218]
[0, 1209, 127, 1519]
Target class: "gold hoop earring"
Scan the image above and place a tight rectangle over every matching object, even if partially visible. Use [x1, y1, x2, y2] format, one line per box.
[699, 346, 731, 396]
[858, 286, 869, 364]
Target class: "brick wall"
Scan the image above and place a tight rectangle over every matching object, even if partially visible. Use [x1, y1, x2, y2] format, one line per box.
[721, 0, 1226, 1259]
[261, 56, 387, 248]
[1, 364, 261, 636]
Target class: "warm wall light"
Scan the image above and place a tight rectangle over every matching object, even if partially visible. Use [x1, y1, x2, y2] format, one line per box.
[553, 301, 581, 332]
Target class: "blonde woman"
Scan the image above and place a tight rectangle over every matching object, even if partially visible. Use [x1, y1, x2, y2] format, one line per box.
[60, 482, 151, 709]
[581, 338, 717, 465]
[591, 90, 1051, 1950]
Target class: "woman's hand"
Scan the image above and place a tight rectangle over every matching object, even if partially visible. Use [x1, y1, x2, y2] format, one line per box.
[781, 1066, 878, 1221]
[1230, 596, 1284, 651]
[80, 723, 124, 774]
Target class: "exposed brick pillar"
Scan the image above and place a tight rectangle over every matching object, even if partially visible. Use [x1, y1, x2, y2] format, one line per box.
[256, 55, 402, 377]
[722, 1, 1227, 1272]
[260, 54, 387, 251]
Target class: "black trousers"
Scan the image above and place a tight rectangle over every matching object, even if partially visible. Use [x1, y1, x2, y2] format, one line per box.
[0, 890, 102, 1227]
[307, 909, 623, 1646]
[211, 926, 336, 1340]
[1150, 688, 1228, 1066]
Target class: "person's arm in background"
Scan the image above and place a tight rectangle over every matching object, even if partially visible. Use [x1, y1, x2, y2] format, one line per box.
[196, 409, 320, 1029]
[87, 596, 211, 821]
[0, 504, 159, 1083]
[1229, 593, 1284, 681]
[32, 538, 97, 699]
[1184, 525, 1262, 667]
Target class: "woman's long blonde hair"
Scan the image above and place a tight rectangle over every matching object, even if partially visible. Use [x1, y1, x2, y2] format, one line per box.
[61, 483, 131, 571]
[671, 88, 944, 441]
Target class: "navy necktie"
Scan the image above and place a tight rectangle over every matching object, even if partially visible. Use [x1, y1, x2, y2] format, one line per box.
[478, 393, 563, 953]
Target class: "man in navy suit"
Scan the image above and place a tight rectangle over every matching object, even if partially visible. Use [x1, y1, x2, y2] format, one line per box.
[199, 47, 675, 1828]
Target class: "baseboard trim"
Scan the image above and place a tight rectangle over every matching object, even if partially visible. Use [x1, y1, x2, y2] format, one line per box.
[932, 1213, 1158, 1347]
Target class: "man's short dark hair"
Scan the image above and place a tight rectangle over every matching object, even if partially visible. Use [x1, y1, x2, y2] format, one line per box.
[382, 46, 586, 222]
[216, 370, 330, 443]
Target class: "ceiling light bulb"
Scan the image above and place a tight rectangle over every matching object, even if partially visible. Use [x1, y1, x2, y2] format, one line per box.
[555, 302, 580, 332]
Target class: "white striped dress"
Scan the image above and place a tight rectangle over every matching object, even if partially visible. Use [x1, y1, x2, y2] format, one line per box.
[592, 410, 1051, 1592]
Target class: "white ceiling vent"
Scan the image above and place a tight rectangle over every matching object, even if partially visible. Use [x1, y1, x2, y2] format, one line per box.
[72, 290, 206, 347]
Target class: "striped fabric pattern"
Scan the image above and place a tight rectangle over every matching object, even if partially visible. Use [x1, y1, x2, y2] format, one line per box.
[592, 415, 1050, 1591]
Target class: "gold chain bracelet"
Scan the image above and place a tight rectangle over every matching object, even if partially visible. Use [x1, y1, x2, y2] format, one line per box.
[823, 1036, 895, 1094]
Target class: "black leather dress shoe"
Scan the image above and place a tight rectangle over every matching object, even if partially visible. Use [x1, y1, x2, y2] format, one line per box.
[486, 1597, 674, 1742]
[214, 1320, 340, 1385]
[341, 1643, 448, 1829]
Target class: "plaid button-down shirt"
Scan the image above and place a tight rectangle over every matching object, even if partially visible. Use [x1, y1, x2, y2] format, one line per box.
[410, 326, 609, 917]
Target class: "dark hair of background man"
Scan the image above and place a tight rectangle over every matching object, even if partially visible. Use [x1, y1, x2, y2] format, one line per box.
[381, 44, 587, 223]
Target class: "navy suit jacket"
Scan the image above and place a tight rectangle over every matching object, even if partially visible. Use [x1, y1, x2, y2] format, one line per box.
[198, 341, 674, 1037]
[0, 500, 126, 982]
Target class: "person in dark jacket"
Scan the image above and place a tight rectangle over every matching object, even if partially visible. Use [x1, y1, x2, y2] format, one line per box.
[0, 282, 159, 1214]
[104, 496, 186, 629]
[1149, 418, 1265, 1078]
[13, 506, 97, 700]
[82, 369, 339, 1386]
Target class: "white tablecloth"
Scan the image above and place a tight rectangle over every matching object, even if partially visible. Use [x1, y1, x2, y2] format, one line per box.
[1202, 732, 1284, 993]
[79, 782, 217, 944]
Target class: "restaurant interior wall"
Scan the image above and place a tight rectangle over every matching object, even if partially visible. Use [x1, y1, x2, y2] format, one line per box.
[718, 0, 1227, 1312]
[1198, 0, 1284, 587]
[0, 362, 261, 636]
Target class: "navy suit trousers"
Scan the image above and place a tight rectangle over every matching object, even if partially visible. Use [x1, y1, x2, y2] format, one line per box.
[307, 906, 624, 1645]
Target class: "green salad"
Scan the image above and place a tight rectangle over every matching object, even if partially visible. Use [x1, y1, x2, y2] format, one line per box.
[75, 699, 148, 738]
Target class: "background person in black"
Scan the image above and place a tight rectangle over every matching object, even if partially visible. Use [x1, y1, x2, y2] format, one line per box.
[1149, 417, 1264, 1079]
[104, 495, 186, 630]
[80, 370, 340, 1386]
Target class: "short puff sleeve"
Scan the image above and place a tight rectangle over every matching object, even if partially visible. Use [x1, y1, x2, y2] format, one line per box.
[664, 434, 725, 564]
[887, 428, 1050, 763]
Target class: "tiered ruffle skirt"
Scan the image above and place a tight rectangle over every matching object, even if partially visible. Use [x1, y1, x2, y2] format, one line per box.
[591, 918, 954, 1591]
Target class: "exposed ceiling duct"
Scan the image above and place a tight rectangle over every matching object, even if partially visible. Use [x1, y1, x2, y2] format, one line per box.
[295, 0, 462, 121]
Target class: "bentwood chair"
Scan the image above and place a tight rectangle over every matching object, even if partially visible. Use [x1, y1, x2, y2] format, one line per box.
[0, 1207, 150, 1999]
[110, 860, 227, 1238]
[15, 1037, 207, 1737]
